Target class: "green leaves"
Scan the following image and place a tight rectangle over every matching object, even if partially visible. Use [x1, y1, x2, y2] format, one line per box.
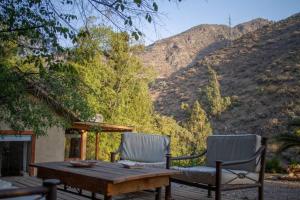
[185, 100, 212, 153]
[124, 17, 133, 26]
[68, 28, 162, 158]
[145, 13, 152, 23]
[132, 32, 139, 40]
[120, 3, 125, 11]
[153, 2, 158, 11]
[200, 66, 231, 117]
[134, 0, 142, 6]
[0, 0, 185, 144]
[131, 28, 142, 40]
[275, 133, 300, 153]
[0, 0, 178, 48]
[0, 64, 59, 135]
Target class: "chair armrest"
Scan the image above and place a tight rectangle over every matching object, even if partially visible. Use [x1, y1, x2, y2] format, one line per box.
[110, 150, 120, 163]
[170, 151, 207, 161]
[220, 146, 265, 167]
[165, 150, 207, 169]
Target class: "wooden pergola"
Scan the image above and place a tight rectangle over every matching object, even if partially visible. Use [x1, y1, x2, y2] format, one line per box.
[69, 122, 134, 160]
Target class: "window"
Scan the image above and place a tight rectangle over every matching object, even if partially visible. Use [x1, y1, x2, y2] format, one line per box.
[0, 131, 35, 176]
[65, 131, 81, 160]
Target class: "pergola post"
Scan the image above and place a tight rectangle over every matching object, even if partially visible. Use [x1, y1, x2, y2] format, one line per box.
[80, 130, 87, 160]
[71, 122, 133, 161]
[95, 132, 99, 160]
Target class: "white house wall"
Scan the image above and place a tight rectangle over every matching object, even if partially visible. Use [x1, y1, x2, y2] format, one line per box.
[35, 126, 65, 163]
[0, 122, 66, 163]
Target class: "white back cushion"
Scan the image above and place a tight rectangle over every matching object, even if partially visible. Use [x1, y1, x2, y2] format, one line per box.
[206, 134, 261, 172]
[120, 132, 170, 163]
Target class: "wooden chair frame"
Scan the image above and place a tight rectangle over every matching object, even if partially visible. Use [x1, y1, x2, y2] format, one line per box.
[166, 137, 267, 200]
[0, 179, 60, 200]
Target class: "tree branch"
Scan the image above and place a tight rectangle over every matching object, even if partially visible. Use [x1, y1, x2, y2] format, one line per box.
[0, 25, 45, 34]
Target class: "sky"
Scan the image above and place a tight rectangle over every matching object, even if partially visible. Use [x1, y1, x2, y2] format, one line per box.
[141, 0, 300, 45]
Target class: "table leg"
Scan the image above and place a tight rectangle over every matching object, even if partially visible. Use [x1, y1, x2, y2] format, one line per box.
[207, 186, 212, 198]
[104, 195, 112, 200]
[155, 187, 162, 200]
[165, 184, 171, 200]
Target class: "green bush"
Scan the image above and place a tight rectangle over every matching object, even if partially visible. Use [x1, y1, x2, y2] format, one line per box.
[288, 116, 300, 126]
[153, 114, 194, 158]
[200, 66, 231, 117]
[230, 95, 241, 107]
[295, 129, 300, 136]
[290, 160, 300, 167]
[266, 157, 284, 173]
[185, 101, 212, 153]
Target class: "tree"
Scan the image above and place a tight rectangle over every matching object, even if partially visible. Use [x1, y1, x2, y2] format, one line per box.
[0, 0, 180, 52]
[0, 0, 180, 135]
[0, 45, 95, 135]
[70, 27, 208, 161]
[69, 26, 156, 159]
[186, 100, 212, 153]
[200, 66, 231, 117]
[275, 116, 300, 153]
[275, 133, 300, 153]
[153, 114, 194, 157]
[70, 27, 155, 128]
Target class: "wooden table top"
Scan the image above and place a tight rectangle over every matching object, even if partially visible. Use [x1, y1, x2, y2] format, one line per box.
[31, 161, 180, 184]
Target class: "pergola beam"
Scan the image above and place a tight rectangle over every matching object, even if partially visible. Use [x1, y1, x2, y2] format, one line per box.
[70, 122, 134, 160]
[71, 122, 134, 132]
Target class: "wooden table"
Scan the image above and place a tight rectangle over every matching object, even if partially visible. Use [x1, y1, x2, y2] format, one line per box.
[31, 161, 179, 200]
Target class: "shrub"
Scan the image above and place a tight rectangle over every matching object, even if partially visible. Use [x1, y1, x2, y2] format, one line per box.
[288, 116, 300, 126]
[266, 157, 284, 173]
[185, 101, 212, 153]
[153, 114, 194, 157]
[154, 113, 209, 167]
[200, 66, 231, 117]
[275, 133, 300, 153]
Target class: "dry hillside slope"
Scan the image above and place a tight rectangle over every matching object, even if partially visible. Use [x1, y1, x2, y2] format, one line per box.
[139, 18, 271, 78]
[151, 13, 300, 136]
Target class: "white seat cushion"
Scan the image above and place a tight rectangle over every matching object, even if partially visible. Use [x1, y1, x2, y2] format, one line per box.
[172, 166, 259, 185]
[118, 160, 166, 168]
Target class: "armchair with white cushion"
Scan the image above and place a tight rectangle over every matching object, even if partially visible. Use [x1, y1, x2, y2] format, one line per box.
[110, 132, 170, 168]
[166, 134, 267, 200]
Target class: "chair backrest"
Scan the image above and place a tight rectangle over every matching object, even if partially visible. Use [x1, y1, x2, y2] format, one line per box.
[119, 132, 170, 163]
[206, 134, 262, 172]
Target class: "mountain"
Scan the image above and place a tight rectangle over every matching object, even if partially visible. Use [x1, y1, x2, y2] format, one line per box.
[150, 13, 300, 136]
[139, 18, 271, 78]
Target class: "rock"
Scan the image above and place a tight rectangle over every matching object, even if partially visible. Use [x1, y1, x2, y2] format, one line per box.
[139, 19, 271, 78]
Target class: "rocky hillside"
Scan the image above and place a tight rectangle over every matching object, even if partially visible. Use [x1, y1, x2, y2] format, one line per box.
[139, 18, 271, 78]
[151, 13, 300, 136]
